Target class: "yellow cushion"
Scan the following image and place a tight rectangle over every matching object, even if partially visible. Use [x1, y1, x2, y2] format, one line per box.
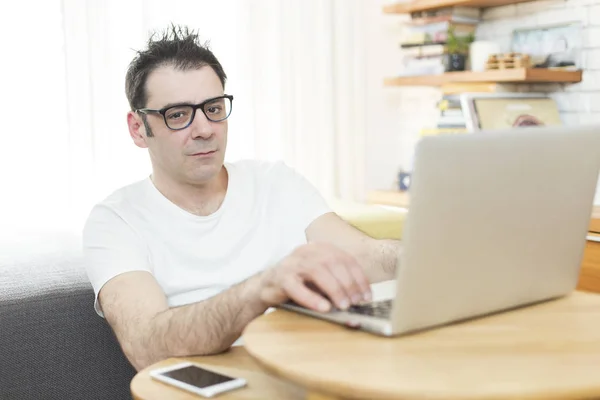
[329, 199, 406, 240]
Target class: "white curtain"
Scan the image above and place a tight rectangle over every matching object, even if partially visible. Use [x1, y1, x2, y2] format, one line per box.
[243, 0, 367, 200]
[0, 0, 368, 235]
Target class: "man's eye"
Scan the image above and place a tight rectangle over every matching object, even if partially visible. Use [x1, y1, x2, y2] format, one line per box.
[167, 111, 188, 120]
[206, 106, 222, 114]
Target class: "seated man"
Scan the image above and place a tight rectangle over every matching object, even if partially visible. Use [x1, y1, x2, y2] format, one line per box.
[83, 25, 401, 371]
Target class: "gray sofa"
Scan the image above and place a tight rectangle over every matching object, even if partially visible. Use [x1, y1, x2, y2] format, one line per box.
[0, 230, 136, 400]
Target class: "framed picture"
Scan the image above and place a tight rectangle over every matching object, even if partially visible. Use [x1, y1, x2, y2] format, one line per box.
[460, 93, 562, 132]
[511, 22, 582, 69]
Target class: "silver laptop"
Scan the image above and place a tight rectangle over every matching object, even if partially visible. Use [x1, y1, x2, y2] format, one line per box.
[281, 124, 600, 336]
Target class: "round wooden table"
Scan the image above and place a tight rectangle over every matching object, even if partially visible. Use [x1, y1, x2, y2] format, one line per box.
[130, 346, 305, 399]
[243, 291, 600, 400]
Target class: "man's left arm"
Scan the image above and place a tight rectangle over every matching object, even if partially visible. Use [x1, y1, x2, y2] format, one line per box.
[306, 212, 401, 283]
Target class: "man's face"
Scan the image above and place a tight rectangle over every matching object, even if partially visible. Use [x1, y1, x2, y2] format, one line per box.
[133, 65, 228, 185]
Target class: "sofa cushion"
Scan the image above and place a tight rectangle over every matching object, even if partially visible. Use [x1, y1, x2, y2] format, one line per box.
[0, 230, 136, 400]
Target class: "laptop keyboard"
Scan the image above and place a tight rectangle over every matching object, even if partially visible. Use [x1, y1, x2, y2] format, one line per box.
[345, 299, 393, 318]
[285, 298, 393, 319]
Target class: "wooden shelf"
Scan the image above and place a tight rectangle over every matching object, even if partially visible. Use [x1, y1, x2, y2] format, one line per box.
[384, 0, 536, 14]
[384, 68, 582, 86]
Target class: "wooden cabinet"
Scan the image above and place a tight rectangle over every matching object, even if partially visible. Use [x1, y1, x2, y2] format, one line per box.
[577, 209, 600, 293]
[577, 234, 600, 293]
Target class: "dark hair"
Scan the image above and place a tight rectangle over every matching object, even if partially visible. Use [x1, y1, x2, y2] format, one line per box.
[125, 24, 227, 113]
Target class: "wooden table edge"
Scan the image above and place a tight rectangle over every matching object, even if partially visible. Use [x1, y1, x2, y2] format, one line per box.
[243, 341, 384, 400]
[129, 346, 306, 400]
[130, 356, 189, 400]
[243, 310, 447, 400]
[243, 294, 600, 400]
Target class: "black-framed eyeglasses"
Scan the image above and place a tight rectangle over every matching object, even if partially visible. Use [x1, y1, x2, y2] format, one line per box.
[136, 94, 233, 131]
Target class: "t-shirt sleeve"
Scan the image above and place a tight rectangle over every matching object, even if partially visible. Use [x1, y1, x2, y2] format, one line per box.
[82, 204, 153, 317]
[272, 161, 333, 232]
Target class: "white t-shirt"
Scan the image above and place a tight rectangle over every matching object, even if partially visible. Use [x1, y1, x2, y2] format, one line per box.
[82, 160, 331, 316]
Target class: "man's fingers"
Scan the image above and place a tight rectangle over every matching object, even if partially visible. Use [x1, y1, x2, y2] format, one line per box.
[348, 263, 372, 302]
[300, 267, 352, 310]
[339, 255, 372, 302]
[283, 277, 331, 312]
[274, 244, 374, 312]
[325, 261, 364, 306]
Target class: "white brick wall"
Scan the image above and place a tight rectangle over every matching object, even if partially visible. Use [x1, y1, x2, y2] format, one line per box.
[364, 0, 600, 201]
[475, 0, 600, 129]
[486, 0, 600, 204]
[478, 0, 600, 202]
[375, 0, 600, 200]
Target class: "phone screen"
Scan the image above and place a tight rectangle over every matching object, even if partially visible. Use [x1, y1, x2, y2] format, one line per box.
[160, 365, 236, 388]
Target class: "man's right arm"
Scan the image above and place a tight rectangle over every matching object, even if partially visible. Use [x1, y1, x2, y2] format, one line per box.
[100, 242, 372, 371]
[100, 270, 267, 371]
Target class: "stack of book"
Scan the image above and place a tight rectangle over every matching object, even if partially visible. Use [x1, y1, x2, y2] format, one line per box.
[409, 6, 481, 25]
[436, 94, 467, 130]
[420, 94, 468, 136]
[399, 6, 480, 76]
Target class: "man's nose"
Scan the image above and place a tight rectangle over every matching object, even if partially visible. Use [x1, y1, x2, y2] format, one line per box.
[190, 110, 213, 139]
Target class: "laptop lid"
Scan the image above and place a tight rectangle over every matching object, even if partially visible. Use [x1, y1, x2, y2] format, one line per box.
[391, 125, 600, 334]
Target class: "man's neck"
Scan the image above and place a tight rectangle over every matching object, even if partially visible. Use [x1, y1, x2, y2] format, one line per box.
[151, 167, 229, 217]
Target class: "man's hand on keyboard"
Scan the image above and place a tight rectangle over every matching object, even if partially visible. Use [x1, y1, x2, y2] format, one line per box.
[255, 243, 372, 313]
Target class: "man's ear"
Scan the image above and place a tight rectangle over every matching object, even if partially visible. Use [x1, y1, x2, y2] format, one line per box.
[127, 111, 149, 149]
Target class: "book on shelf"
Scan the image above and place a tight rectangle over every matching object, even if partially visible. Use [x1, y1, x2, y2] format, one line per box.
[401, 38, 438, 47]
[434, 94, 467, 131]
[411, 6, 481, 20]
[407, 14, 480, 26]
[437, 95, 462, 111]
[400, 54, 446, 76]
[398, 64, 446, 77]
[409, 21, 477, 37]
[402, 44, 446, 58]
[402, 22, 476, 46]
[440, 108, 464, 118]
[437, 123, 467, 129]
[404, 54, 446, 66]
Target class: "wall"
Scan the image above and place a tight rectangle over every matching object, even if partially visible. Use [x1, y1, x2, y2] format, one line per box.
[363, 0, 600, 202]
[477, 0, 600, 126]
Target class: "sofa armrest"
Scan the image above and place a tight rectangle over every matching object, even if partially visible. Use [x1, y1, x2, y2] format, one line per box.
[330, 199, 406, 240]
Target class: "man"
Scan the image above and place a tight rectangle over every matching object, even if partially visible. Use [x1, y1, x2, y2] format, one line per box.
[83, 25, 400, 371]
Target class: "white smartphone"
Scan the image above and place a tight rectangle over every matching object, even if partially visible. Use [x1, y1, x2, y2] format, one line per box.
[149, 361, 247, 397]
